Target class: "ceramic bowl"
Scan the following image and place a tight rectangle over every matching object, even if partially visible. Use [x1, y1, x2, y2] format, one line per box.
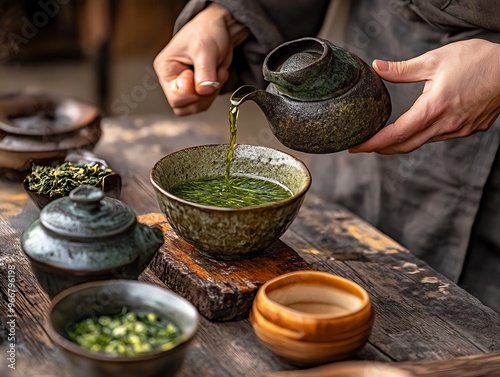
[253, 270, 373, 342]
[47, 280, 199, 377]
[22, 151, 122, 210]
[250, 271, 374, 365]
[0, 91, 101, 181]
[150, 144, 311, 260]
[251, 304, 375, 342]
[251, 319, 371, 366]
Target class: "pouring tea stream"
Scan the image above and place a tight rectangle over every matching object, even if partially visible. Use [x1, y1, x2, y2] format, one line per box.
[230, 37, 392, 154]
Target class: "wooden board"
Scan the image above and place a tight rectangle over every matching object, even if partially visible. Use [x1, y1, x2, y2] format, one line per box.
[139, 213, 312, 321]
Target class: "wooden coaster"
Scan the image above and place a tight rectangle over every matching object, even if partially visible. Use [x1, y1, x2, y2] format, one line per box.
[139, 213, 312, 322]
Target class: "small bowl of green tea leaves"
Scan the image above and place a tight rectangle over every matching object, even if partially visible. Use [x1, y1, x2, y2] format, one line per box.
[23, 159, 121, 209]
[68, 310, 180, 356]
[150, 144, 311, 260]
[47, 280, 199, 377]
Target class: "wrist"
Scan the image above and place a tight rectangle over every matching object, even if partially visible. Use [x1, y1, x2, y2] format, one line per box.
[205, 3, 250, 47]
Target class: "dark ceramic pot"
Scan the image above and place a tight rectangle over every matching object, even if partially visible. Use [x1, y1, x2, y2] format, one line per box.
[47, 280, 199, 377]
[0, 92, 102, 181]
[21, 186, 164, 298]
[230, 37, 392, 154]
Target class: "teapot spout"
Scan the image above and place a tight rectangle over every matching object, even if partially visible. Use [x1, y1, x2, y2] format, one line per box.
[230, 85, 263, 106]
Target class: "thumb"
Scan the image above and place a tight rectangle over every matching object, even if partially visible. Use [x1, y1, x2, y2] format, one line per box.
[192, 48, 221, 95]
[372, 55, 434, 83]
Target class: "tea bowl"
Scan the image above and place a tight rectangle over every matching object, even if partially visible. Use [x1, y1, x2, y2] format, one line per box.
[250, 271, 374, 365]
[150, 144, 311, 260]
[47, 280, 199, 377]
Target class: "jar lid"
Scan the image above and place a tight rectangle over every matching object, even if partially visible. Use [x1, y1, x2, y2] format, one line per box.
[40, 185, 135, 239]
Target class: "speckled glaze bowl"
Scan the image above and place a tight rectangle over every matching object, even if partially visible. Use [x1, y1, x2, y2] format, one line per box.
[47, 280, 199, 377]
[150, 144, 311, 260]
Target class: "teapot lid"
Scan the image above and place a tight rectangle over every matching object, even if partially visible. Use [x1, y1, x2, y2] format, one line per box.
[263, 37, 360, 101]
[40, 185, 135, 238]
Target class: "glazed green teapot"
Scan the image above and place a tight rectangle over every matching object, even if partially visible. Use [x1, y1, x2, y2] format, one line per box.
[230, 37, 391, 153]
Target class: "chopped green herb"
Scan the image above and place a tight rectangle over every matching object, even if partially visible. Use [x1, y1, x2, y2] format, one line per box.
[27, 162, 112, 197]
[67, 309, 180, 357]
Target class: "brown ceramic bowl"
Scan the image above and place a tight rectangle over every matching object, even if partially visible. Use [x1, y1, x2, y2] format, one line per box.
[251, 319, 371, 366]
[47, 280, 199, 377]
[253, 271, 373, 342]
[250, 271, 374, 365]
[251, 304, 375, 342]
[23, 151, 122, 210]
[150, 144, 311, 260]
[0, 92, 101, 180]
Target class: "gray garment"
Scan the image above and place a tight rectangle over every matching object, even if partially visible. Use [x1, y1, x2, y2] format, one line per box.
[174, 0, 330, 92]
[174, 0, 500, 311]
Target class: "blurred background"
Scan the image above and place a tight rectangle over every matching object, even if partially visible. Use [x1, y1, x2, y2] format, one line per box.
[0, 0, 187, 114]
[0, 0, 290, 154]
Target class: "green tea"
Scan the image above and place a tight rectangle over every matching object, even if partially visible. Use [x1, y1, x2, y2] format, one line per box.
[225, 103, 239, 184]
[170, 174, 292, 208]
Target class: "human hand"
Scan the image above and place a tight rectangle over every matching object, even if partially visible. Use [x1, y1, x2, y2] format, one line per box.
[350, 39, 500, 154]
[154, 3, 249, 116]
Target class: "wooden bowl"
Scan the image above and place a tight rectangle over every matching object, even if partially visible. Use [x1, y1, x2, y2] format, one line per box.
[251, 318, 371, 366]
[251, 303, 375, 342]
[253, 271, 373, 342]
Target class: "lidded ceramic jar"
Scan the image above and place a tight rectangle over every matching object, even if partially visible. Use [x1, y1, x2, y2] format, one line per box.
[21, 185, 164, 298]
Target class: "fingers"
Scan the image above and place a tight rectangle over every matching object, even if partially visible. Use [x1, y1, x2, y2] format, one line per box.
[350, 93, 441, 153]
[373, 54, 435, 83]
[193, 47, 222, 95]
[168, 67, 229, 116]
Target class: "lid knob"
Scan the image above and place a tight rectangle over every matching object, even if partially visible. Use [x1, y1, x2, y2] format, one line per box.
[69, 185, 104, 211]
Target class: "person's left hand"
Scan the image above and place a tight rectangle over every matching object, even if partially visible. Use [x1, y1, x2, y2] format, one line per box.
[349, 39, 500, 154]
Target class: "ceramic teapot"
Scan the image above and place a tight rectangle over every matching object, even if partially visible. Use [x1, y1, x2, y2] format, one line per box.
[21, 185, 164, 298]
[230, 37, 391, 154]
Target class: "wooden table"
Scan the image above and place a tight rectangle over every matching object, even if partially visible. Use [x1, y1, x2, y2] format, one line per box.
[1, 115, 500, 377]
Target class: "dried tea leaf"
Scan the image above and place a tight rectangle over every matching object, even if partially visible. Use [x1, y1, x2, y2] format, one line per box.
[28, 162, 112, 197]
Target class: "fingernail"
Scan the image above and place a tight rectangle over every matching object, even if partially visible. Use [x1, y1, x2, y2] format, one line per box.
[200, 81, 220, 89]
[373, 59, 389, 72]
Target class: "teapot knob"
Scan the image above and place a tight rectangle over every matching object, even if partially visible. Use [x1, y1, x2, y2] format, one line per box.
[69, 185, 104, 211]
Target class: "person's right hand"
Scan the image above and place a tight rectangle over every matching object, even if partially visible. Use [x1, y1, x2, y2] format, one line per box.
[154, 4, 248, 116]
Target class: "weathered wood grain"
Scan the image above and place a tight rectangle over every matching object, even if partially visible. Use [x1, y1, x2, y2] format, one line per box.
[140, 213, 312, 321]
[1, 116, 500, 377]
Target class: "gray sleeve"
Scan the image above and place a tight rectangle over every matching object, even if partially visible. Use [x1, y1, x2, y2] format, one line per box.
[174, 0, 330, 91]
